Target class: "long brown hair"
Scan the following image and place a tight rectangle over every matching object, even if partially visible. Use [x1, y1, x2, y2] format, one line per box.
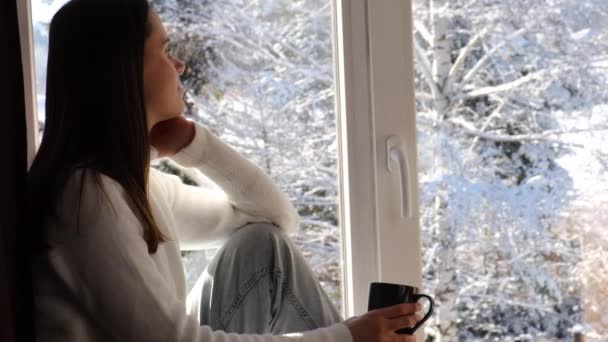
[27, 0, 168, 254]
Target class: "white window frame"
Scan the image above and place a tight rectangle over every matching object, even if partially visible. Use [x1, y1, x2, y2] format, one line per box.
[334, 0, 423, 321]
[19, 0, 424, 338]
[17, 0, 39, 169]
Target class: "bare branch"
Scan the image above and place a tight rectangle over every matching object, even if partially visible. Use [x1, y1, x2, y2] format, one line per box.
[414, 38, 443, 100]
[415, 91, 435, 101]
[414, 20, 433, 46]
[468, 100, 505, 151]
[462, 28, 528, 84]
[447, 117, 599, 149]
[447, 28, 487, 86]
[457, 71, 543, 101]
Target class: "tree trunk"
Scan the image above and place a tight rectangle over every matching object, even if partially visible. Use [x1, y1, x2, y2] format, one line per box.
[433, 195, 459, 342]
[430, 0, 450, 120]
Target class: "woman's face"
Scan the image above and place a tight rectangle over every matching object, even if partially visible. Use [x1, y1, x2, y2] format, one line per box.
[143, 10, 185, 130]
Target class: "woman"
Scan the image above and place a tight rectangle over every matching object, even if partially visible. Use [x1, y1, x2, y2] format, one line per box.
[27, 0, 419, 341]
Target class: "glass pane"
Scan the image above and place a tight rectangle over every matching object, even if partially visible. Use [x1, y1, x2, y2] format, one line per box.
[412, 0, 608, 340]
[32, 0, 71, 136]
[150, 0, 342, 311]
[32, 0, 343, 313]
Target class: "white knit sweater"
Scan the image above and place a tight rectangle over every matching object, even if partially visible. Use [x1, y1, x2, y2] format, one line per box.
[32, 122, 353, 342]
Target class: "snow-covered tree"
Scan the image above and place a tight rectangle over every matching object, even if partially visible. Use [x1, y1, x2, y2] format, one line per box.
[413, 0, 608, 340]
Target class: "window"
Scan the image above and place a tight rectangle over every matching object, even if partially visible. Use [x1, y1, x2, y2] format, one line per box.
[24, 0, 608, 340]
[148, 0, 346, 311]
[27, 0, 425, 325]
[31, 0, 419, 322]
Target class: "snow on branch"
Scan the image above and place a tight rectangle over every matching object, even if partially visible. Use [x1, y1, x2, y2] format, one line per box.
[467, 100, 505, 151]
[299, 218, 337, 231]
[414, 38, 442, 99]
[447, 28, 487, 86]
[448, 117, 590, 148]
[414, 20, 433, 46]
[457, 70, 544, 101]
[415, 91, 435, 101]
[462, 28, 528, 84]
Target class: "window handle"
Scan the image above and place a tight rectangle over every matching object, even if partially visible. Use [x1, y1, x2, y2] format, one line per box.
[387, 135, 411, 218]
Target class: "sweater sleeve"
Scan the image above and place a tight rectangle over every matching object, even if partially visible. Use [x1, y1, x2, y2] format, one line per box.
[161, 122, 300, 248]
[47, 171, 351, 342]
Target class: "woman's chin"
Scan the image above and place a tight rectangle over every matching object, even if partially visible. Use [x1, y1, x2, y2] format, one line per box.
[176, 101, 186, 115]
[166, 106, 185, 120]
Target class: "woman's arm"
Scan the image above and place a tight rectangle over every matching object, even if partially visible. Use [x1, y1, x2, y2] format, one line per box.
[155, 122, 300, 249]
[42, 171, 349, 342]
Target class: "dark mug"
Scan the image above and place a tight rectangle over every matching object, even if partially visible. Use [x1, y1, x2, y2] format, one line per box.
[368, 282, 434, 335]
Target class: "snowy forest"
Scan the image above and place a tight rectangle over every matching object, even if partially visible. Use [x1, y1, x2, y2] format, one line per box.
[32, 0, 608, 341]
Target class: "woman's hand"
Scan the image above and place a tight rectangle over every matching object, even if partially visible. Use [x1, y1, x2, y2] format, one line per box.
[345, 303, 420, 342]
[150, 116, 195, 158]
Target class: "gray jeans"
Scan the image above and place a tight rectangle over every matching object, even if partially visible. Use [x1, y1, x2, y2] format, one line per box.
[186, 223, 343, 334]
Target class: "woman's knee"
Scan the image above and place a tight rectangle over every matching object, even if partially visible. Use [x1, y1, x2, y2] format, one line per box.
[222, 222, 290, 255]
[230, 222, 286, 243]
[205, 222, 294, 277]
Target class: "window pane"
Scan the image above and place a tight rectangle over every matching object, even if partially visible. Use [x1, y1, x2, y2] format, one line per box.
[32, 0, 343, 313]
[150, 0, 342, 311]
[413, 0, 608, 340]
[32, 0, 70, 135]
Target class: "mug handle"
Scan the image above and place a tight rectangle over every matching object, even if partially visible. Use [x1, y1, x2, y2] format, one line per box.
[400, 294, 435, 335]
